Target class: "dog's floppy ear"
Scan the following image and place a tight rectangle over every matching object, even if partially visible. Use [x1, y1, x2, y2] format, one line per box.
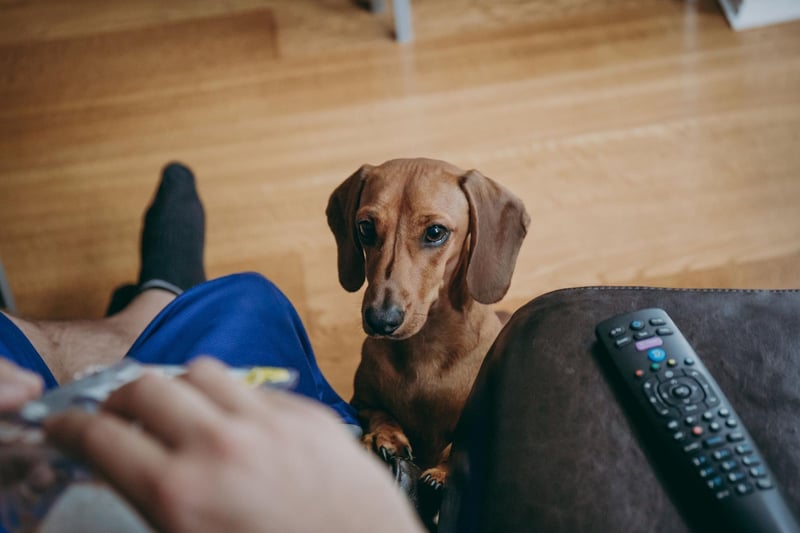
[326, 165, 372, 292]
[459, 170, 530, 304]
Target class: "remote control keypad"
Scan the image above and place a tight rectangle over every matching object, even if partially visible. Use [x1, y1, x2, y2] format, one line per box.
[609, 315, 775, 501]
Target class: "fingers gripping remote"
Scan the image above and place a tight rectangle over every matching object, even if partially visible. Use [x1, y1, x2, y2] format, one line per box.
[596, 308, 799, 533]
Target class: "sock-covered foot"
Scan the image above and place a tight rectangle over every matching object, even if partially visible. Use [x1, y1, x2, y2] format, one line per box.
[0, 258, 16, 313]
[138, 162, 206, 295]
[105, 283, 138, 316]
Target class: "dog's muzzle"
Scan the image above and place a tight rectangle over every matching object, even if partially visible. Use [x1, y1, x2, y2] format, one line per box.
[364, 305, 405, 336]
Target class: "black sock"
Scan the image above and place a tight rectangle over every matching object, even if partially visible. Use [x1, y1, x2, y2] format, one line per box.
[105, 283, 138, 316]
[0, 258, 16, 313]
[137, 162, 206, 294]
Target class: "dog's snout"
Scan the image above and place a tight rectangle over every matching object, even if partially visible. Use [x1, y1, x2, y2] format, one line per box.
[364, 305, 405, 335]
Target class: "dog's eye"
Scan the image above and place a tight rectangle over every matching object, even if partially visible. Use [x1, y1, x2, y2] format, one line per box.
[357, 220, 377, 245]
[423, 225, 449, 246]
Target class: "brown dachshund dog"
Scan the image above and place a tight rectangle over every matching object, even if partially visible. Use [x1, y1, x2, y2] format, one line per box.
[326, 158, 529, 494]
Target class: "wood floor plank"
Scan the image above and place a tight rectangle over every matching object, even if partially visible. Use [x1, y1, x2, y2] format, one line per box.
[0, 0, 798, 398]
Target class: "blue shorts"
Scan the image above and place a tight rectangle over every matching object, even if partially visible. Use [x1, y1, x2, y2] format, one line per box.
[0, 273, 357, 427]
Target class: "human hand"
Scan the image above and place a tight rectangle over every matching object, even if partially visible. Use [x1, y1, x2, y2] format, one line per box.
[0, 358, 43, 411]
[0, 357, 61, 527]
[44, 357, 424, 533]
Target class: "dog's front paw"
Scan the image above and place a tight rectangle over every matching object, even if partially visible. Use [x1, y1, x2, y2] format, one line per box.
[420, 465, 447, 492]
[362, 430, 414, 463]
[418, 466, 446, 532]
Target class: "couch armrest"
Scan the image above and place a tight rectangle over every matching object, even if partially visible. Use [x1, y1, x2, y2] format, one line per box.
[441, 287, 800, 532]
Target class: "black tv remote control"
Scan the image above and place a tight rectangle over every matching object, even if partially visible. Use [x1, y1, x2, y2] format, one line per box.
[596, 308, 799, 533]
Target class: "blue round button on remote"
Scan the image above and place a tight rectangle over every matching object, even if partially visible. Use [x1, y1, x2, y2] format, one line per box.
[648, 348, 667, 362]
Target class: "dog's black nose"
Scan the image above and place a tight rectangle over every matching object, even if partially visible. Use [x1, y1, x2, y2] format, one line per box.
[364, 306, 405, 335]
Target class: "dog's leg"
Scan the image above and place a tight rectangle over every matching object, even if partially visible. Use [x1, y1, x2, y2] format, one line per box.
[418, 444, 451, 531]
[360, 408, 414, 462]
[420, 443, 450, 490]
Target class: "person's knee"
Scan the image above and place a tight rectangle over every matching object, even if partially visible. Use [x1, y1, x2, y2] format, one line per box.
[224, 272, 287, 305]
[214, 273, 300, 324]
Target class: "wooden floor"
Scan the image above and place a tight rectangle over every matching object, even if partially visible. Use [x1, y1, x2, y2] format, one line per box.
[1, 0, 799, 398]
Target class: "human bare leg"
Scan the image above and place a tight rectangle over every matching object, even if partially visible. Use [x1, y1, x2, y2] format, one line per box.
[1, 163, 206, 384]
[2, 290, 175, 383]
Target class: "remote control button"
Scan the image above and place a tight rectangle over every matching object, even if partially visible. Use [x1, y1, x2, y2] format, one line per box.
[685, 371, 714, 398]
[636, 337, 663, 352]
[705, 396, 720, 407]
[742, 456, 760, 467]
[726, 419, 738, 428]
[735, 482, 753, 496]
[691, 426, 704, 436]
[727, 432, 745, 443]
[703, 436, 725, 449]
[644, 385, 677, 418]
[684, 442, 702, 454]
[692, 455, 709, 467]
[684, 357, 695, 366]
[615, 337, 632, 348]
[681, 403, 701, 415]
[757, 479, 774, 490]
[659, 377, 704, 407]
[710, 422, 721, 432]
[667, 420, 680, 430]
[728, 472, 746, 483]
[649, 318, 666, 326]
[735, 444, 753, 455]
[707, 476, 724, 490]
[650, 363, 661, 372]
[712, 449, 732, 461]
[673, 431, 686, 441]
[630, 320, 645, 330]
[749, 466, 767, 478]
[663, 370, 675, 379]
[702, 411, 714, 422]
[609, 326, 626, 338]
[658, 381, 676, 401]
[634, 369, 644, 378]
[684, 415, 697, 425]
[718, 408, 730, 417]
[721, 460, 738, 472]
[715, 489, 731, 500]
[671, 385, 692, 399]
[658, 406, 678, 417]
[656, 327, 673, 336]
[634, 331, 653, 340]
[667, 358, 677, 367]
[698, 466, 716, 478]
[647, 347, 667, 361]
